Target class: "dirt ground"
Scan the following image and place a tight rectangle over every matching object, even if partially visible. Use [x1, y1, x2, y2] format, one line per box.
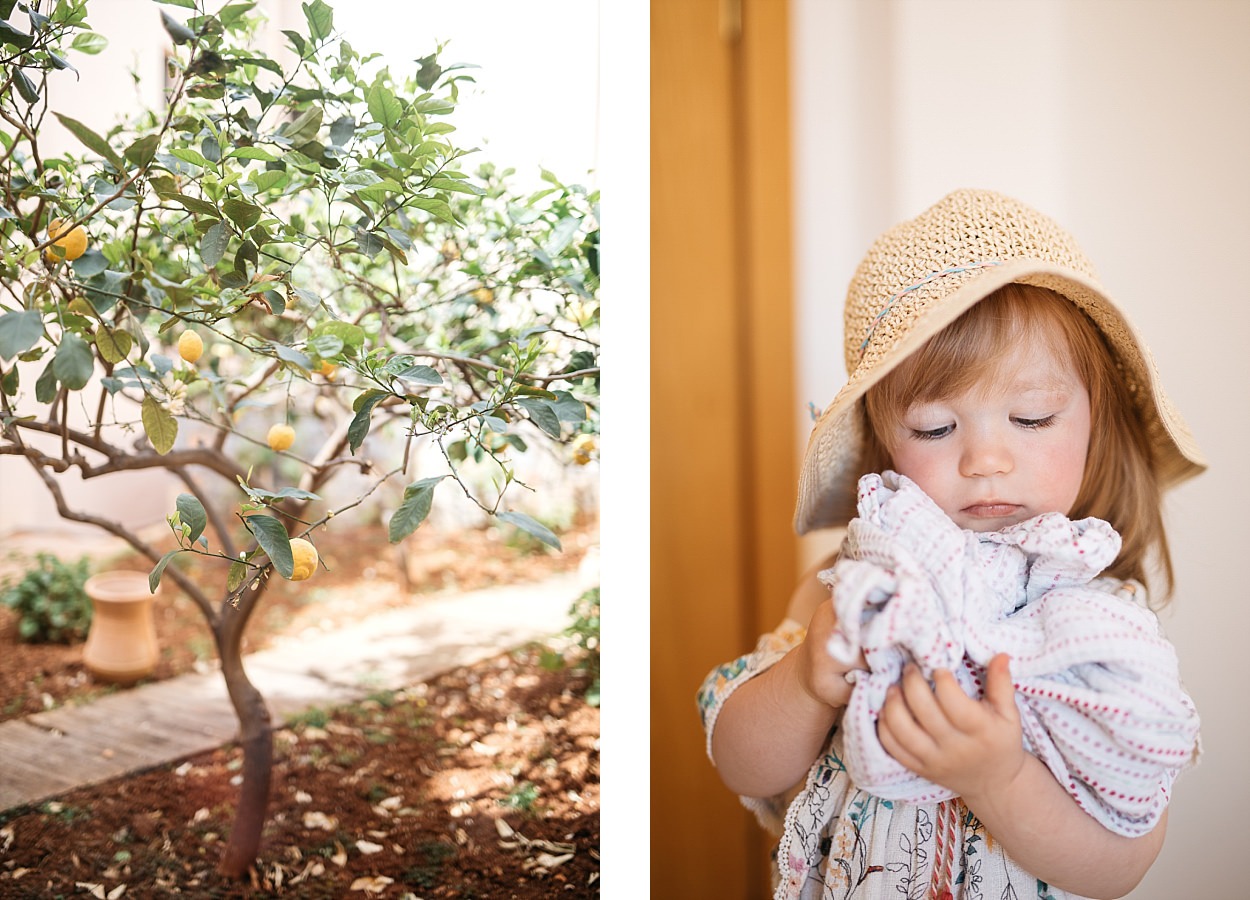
[0, 520, 600, 897]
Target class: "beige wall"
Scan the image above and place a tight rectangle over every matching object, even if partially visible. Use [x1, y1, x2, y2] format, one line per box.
[791, 1, 1250, 896]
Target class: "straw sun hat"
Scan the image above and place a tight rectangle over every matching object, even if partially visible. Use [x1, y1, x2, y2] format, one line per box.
[794, 188, 1207, 533]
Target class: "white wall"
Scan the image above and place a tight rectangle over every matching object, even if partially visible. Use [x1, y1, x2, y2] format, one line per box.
[792, 1, 1250, 896]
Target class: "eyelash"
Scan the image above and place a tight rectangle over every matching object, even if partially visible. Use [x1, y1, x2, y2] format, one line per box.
[908, 415, 1057, 441]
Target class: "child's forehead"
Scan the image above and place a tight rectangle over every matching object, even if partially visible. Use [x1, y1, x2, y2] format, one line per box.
[966, 340, 1083, 396]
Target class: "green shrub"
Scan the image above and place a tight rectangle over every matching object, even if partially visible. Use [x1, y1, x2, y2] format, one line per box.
[0, 553, 93, 644]
[547, 587, 600, 705]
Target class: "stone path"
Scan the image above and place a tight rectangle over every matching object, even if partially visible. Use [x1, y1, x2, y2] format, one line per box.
[0, 573, 582, 812]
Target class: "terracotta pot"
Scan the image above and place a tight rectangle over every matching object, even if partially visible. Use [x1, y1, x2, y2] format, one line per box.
[83, 571, 159, 684]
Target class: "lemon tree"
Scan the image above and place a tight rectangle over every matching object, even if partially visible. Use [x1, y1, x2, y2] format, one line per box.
[0, 0, 598, 878]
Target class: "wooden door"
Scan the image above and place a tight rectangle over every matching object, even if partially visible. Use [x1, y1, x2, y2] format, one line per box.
[651, 0, 796, 895]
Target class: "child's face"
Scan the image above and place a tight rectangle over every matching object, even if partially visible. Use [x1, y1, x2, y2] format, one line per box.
[885, 338, 1091, 532]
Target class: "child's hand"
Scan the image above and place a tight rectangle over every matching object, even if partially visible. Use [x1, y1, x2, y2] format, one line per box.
[876, 653, 1026, 800]
[795, 600, 863, 709]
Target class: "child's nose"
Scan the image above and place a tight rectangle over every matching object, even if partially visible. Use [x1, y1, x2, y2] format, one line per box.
[959, 433, 1013, 478]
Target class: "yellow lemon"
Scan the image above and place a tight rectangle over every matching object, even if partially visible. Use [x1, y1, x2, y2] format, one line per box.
[177, 330, 204, 364]
[287, 538, 318, 581]
[267, 423, 295, 452]
[314, 360, 338, 380]
[44, 217, 89, 262]
[571, 433, 596, 465]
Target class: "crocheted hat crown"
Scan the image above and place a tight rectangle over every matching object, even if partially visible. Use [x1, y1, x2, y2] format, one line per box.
[794, 188, 1206, 533]
[843, 190, 1095, 377]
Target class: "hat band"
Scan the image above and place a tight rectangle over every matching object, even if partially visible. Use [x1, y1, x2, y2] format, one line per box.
[857, 260, 1005, 359]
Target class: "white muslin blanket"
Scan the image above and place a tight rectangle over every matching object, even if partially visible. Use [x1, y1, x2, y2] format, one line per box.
[820, 471, 1200, 837]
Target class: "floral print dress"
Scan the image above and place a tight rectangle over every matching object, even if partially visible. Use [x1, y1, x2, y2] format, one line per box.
[698, 618, 1094, 900]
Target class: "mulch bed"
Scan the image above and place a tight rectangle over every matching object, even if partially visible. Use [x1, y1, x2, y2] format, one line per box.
[0, 520, 599, 897]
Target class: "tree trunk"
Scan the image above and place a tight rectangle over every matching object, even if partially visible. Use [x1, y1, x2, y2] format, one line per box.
[214, 586, 275, 879]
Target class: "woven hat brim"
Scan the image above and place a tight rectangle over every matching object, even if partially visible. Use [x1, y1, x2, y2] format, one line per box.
[794, 259, 1207, 533]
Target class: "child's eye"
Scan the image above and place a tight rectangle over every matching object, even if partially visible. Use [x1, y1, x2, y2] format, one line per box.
[910, 424, 953, 441]
[1013, 415, 1057, 429]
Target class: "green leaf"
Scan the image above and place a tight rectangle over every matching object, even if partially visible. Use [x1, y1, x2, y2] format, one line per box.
[70, 31, 109, 54]
[551, 390, 587, 423]
[408, 196, 456, 224]
[347, 389, 387, 454]
[173, 193, 221, 218]
[302, 0, 334, 41]
[169, 148, 212, 169]
[310, 320, 365, 348]
[0, 19, 32, 48]
[516, 397, 562, 438]
[141, 395, 178, 454]
[53, 113, 124, 170]
[1, 364, 17, 396]
[52, 332, 93, 390]
[280, 106, 323, 145]
[246, 486, 321, 502]
[268, 341, 312, 369]
[12, 68, 38, 104]
[222, 198, 261, 230]
[93, 326, 132, 364]
[124, 134, 160, 169]
[251, 170, 286, 193]
[246, 514, 293, 578]
[227, 560, 248, 592]
[202, 135, 222, 163]
[282, 29, 306, 57]
[175, 493, 208, 545]
[259, 289, 285, 315]
[354, 228, 383, 257]
[201, 221, 228, 267]
[388, 475, 447, 543]
[160, 9, 196, 44]
[496, 511, 562, 551]
[226, 147, 277, 162]
[395, 365, 442, 386]
[149, 549, 182, 592]
[0, 311, 43, 360]
[306, 334, 343, 358]
[71, 250, 109, 278]
[329, 115, 355, 147]
[366, 79, 403, 129]
[35, 360, 57, 403]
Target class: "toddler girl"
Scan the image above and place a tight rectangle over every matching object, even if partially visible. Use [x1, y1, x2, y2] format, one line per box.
[698, 189, 1205, 900]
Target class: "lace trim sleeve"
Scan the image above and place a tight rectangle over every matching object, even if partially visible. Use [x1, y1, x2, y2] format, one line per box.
[695, 618, 807, 762]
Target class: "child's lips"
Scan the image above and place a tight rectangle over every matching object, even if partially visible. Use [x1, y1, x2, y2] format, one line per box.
[962, 501, 1022, 519]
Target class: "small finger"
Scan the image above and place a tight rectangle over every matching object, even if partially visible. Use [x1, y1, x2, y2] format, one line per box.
[880, 715, 930, 775]
[983, 653, 1019, 721]
[898, 665, 952, 738]
[878, 683, 937, 759]
[931, 668, 984, 732]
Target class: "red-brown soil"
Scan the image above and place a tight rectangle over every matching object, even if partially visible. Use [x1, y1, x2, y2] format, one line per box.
[0, 520, 599, 897]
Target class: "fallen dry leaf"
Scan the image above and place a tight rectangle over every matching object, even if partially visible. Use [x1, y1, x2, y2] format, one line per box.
[350, 875, 394, 894]
[75, 883, 104, 900]
[355, 840, 384, 855]
[288, 859, 325, 885]
[534, 851, 574, 869]
[303, 811, 338, 831]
